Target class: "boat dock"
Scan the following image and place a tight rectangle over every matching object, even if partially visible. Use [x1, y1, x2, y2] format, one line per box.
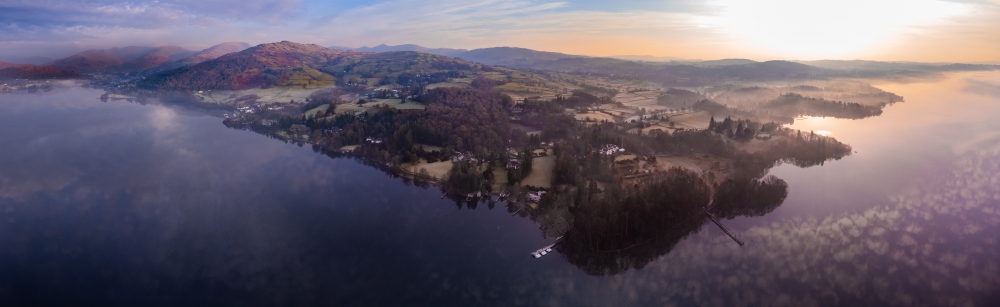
[530, 237, 562, 258]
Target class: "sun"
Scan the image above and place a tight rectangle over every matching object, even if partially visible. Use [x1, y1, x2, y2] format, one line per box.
[704, 0, 967, 59]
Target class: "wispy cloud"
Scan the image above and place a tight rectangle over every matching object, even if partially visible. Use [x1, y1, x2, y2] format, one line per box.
[0, 0, 303, 27]
[0, 0, 996, 61]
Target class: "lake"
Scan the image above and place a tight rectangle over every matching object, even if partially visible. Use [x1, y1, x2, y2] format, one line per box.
[1, 72, 999, 306]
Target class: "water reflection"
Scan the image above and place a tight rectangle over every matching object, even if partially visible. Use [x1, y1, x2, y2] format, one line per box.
[2, 72, 1000, 306]
[963, 77, 1000, 97]
[552, 140, 1000, 306]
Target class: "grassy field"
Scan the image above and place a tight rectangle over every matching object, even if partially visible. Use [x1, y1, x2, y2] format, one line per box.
[653, 156, 703, 174]
[491, 169, 509, 191]
[195, 85, 325, 105]
[401, 159, 453, 181]
[426, 82, 470, 89]
[574, 111, 617, 122]
[509, 123, 542, 136]
[596, 104, 634, 117]
[667, 111, 712, 130]
[304, 104, 330, 117]
[521, 155, 556, 189]
[616, 90, 672, 112]
[333, 98, 426, 115]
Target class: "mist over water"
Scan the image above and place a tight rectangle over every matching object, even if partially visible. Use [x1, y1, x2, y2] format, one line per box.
[1, 72, 999, 306]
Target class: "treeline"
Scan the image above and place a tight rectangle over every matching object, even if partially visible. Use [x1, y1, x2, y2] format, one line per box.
[711, 175, 788, 219]
[557, 168, 710, 275]
[391, 70, 466, 86]
[765, 93, 883, 119]
[552, 90, 613, 108]
[262, 88, 516, 164]
[693, 99, 794, 124]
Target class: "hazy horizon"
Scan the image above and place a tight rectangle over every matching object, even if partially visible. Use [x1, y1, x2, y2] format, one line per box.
[1, 0, 998, 63]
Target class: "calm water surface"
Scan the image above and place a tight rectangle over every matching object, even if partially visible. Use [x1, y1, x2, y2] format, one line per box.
[1, 72, 999, 306]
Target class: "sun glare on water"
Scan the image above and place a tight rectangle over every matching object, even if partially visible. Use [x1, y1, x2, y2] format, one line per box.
[705, 0, 967, 59]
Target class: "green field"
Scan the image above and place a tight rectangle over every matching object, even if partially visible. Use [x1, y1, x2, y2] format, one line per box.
[333, 98, 426, 115]
[521, 155, 556, 189]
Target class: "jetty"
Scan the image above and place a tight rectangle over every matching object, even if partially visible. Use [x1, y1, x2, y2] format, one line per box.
[530, 237, 562, 258]
[704, 208, 744, 245]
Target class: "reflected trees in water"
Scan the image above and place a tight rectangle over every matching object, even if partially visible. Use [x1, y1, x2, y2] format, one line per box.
[556, 169, 790, 276]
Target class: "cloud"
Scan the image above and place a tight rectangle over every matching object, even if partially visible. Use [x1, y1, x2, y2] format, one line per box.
[964, 78, 1000, 97]
[0, 0, 997, 61]
[304, 0, 715, 56]
[0, 0, 303, 28]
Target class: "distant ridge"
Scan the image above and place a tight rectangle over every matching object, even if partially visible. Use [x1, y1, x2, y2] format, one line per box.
[611, 55, 692, 62]
[795, 60, 1000, 72]
[696, 59, 758, 67]
[0, 56, 54, 65]
[354, 44, 467, 56]
[326, 44, 585, 66]
[0, 65, 81, 80]
[143, 41, 496, 91]
[142, 41, 350, 90]
[158, 42, 252, 70]
[453, 47, 583, 66]
[124, 46, 197, 71]
[52, 46, 157, 72]
[52, 46, 195, 72]
[0, 60, 18, 70]
[177, 42, 251, 65]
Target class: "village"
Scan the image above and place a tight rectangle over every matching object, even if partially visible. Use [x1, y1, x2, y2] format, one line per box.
[209, 64, 848, 241]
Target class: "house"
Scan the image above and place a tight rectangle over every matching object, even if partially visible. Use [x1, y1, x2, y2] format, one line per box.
[506, 159, 521, 169]
[598, 144, 623, 156]
[755, 133, 771, 140]
[527, 191, 547, 202]
[290, 124, 311, 134]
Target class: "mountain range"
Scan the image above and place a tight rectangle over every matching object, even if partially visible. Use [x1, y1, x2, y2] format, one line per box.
[2, 41, 997, 82]
[0, 42, 253, 80]
[329, 44, 584, 67]
[50, 43, 256, 73]
[139, 41, 491, 90]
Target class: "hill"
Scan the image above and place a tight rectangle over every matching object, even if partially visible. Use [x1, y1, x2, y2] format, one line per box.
[328, 45, 591, 68]
[797, 60, 999, 72]
[695, 59, 758, 67]
[174, 42, 251, 66]
[453, 47, 584, 67]
[0, 60, 18, 70]
[610, 55, 691, 62]
[52, 46, 158, 72]
[0, 65, 82, 80]
[140, 41, 350, 90]
[0, 56, 54, 65]
[349, 44, 467, 56]
[123, 46, 196, 71]
[718, 61, 826, 78]
[141, 41, 498, 91]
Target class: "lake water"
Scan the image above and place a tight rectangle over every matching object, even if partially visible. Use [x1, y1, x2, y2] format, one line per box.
[1, 72, 999, 306]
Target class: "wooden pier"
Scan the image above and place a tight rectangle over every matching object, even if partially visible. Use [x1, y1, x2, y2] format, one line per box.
[704, 208, 744, 245]
[530, 237, 562, 258]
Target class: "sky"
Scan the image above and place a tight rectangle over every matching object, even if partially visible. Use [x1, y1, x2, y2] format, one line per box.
[0, 0, 998, 62]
